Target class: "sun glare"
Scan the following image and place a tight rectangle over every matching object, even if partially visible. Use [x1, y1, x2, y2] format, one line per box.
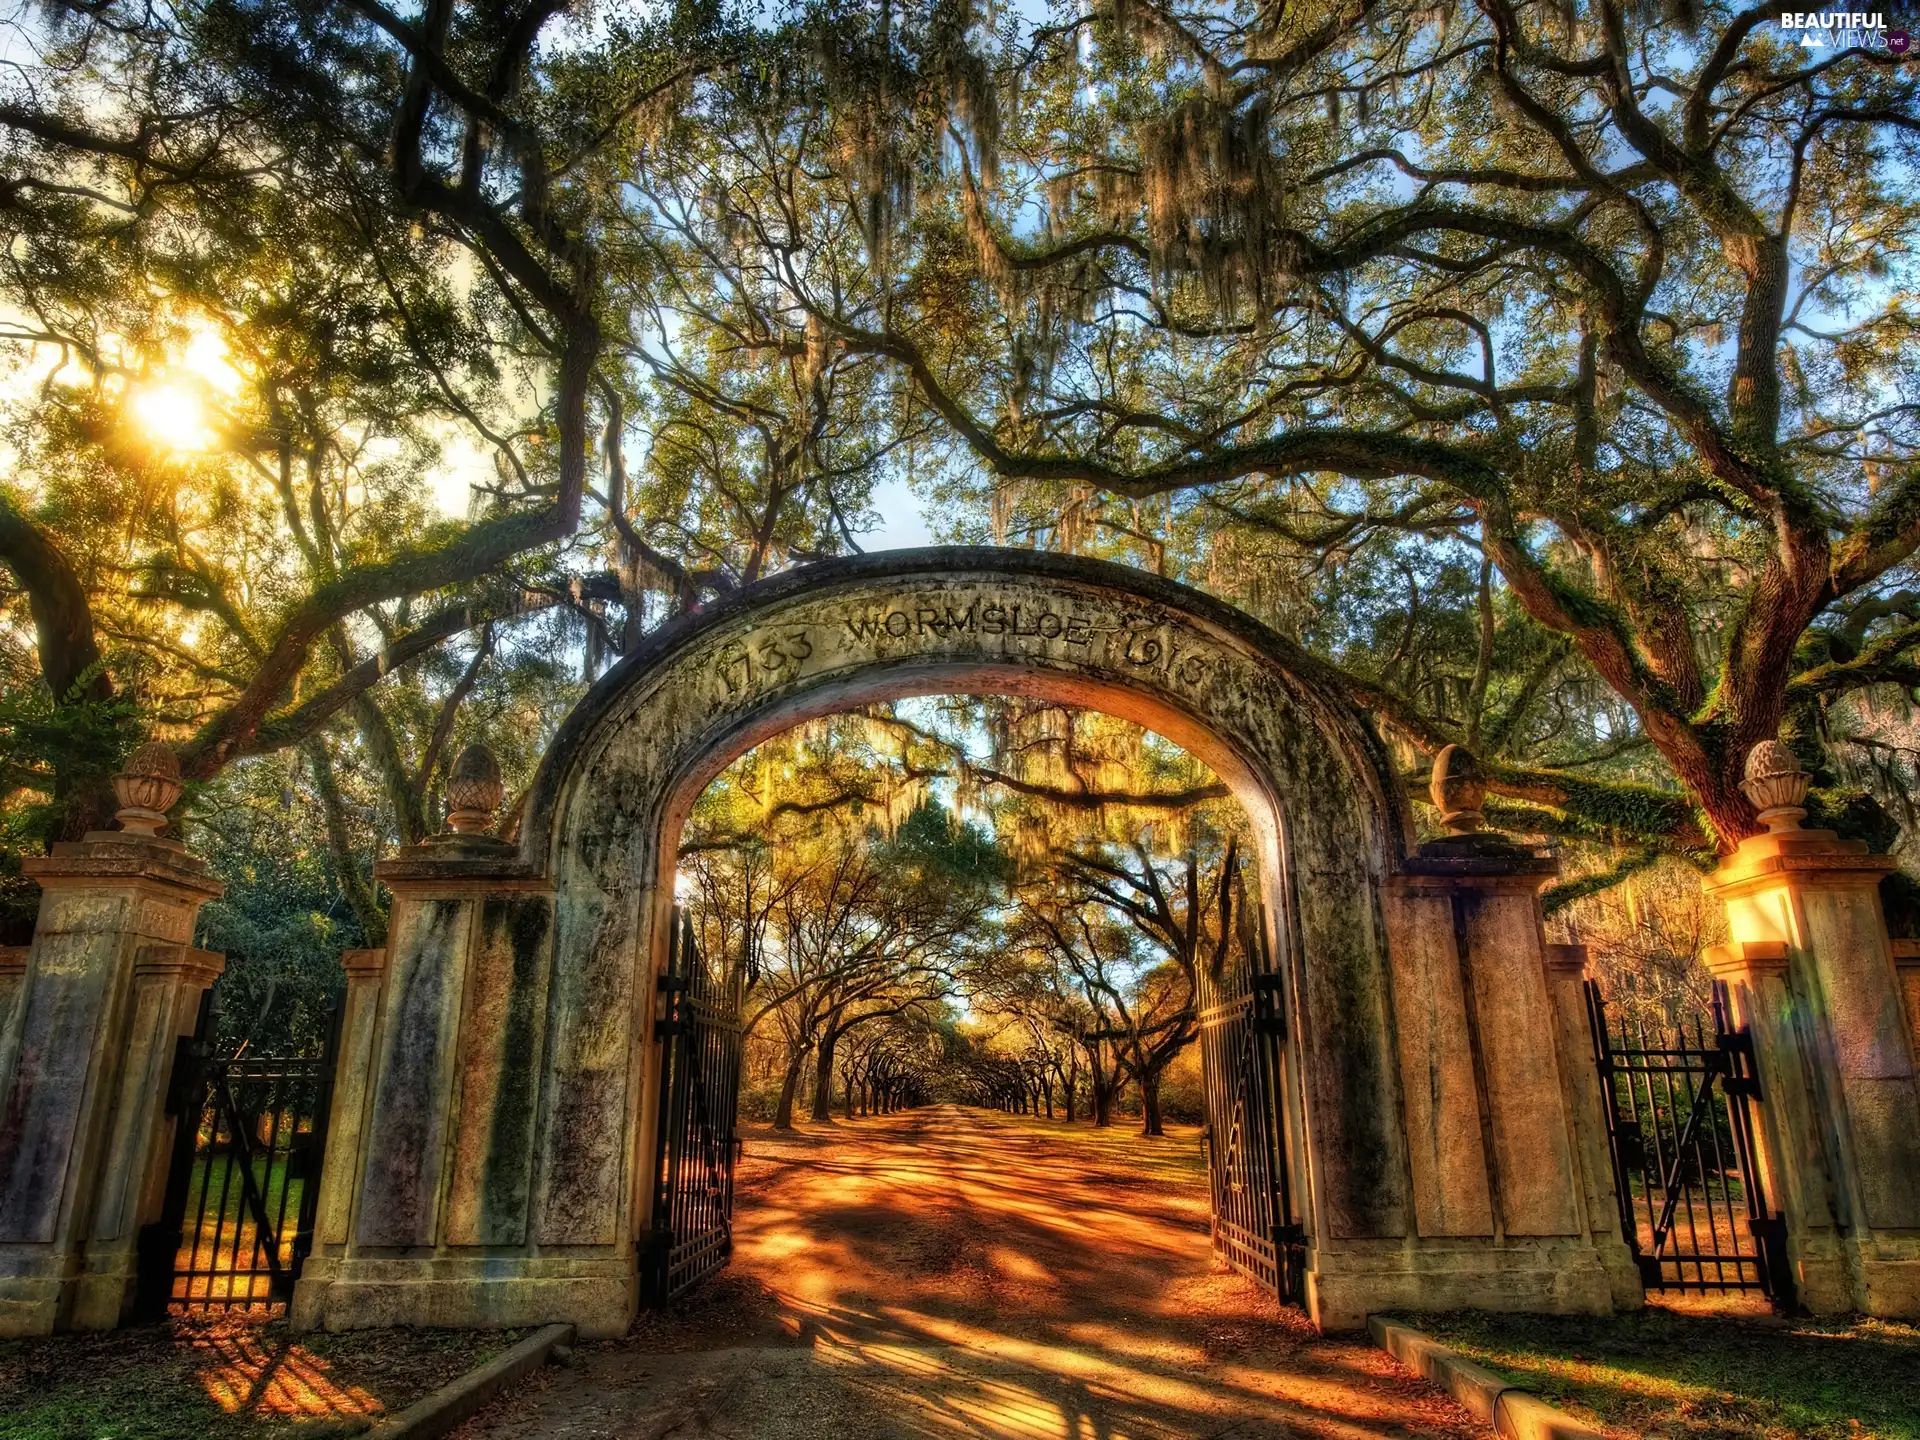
[131, 383, 213, 452]
[181, 327, 244, 395]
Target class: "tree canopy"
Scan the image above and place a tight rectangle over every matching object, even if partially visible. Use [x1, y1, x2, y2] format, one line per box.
[4, 0, 1919, 943]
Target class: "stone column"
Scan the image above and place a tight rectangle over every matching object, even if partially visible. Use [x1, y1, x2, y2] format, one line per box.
[1542, 940, 1643, 1307]
[0, 744, 225, 1335]
[296, 944, 388, 1297]
[1703, 741, 1920, 1318]
[1364, 747, 1638, 1327]
[291, 746, 614, 1335]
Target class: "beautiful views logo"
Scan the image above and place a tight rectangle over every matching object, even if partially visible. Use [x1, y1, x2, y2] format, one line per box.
[1777, 9, 1893, 47]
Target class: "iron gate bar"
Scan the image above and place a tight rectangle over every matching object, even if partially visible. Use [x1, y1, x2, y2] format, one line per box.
[1197, 875, 1303, 1306]
[1586, 977, 1795, 1306]
[137, 992, 342, 1317]
[209, 1065, 289, 1291]
[643, 908, 745, 1306]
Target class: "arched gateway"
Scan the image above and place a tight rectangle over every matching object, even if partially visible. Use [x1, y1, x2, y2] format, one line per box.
[286, 549, 1640, 1336]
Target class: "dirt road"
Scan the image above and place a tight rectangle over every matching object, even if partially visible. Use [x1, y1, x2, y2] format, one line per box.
[456, 1105, 1482, 1439]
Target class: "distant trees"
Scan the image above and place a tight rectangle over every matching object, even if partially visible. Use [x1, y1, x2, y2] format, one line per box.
[680, 700, 1250, 1130]
[1002, 832, 1241, 1134]
[840, 1014, 946, 1116]
[681, 715, 1009, 1127]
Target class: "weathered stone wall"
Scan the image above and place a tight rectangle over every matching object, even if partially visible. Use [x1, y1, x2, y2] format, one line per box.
[292, 549, 1624, 1335]
[531, 558, 1414, 1267]
[1708, 825, 1920, 1318]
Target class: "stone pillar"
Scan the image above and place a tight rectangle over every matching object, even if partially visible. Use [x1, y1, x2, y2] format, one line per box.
[297, 945, 387, 1288]
[291, 747, 613, 1335]
[1542, 940, 1643, 1308]
[0, 744, 225, 1335]
[1702, 742, 1920, 1318]
[1361, 747, 1638, 1327]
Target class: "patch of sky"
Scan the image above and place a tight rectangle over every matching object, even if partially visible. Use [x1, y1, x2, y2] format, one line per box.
[864, 475, 938, 549]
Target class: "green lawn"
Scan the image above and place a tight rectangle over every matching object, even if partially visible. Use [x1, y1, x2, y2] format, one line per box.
[0, 1317, 523, 1439]
[1403, 1306, 1920, 1440]
[181, 1154, 307, 1233]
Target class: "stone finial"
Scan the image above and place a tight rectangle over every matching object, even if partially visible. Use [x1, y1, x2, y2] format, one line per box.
[1429, 744, 1487, 834]
[112, 740, 183, 838]
[1742, 739, 1810, 833]
[445, 744, 503, 835]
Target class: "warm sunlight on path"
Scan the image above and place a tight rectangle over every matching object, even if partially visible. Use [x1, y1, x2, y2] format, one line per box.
[455, 1106, 1484, 1439]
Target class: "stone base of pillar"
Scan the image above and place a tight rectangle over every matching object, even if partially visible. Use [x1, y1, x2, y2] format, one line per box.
[1784, 1230, 1860, 1317]
[1774, 1234, 1920, 1318]
[291, 1254, 634, 1338]
[0, 1253, 71, 1337]
[1302, 1238, 1620, 1332]
[1848, 1246, 1920, 1318]
[69, 1247, 145, 1333]
[0, 1232, 149, 1336]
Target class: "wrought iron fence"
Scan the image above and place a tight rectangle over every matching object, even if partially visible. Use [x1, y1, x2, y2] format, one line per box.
[135, 992, 340, 1317]
[641, 909, 745, 1306]
[1197, 882, 1304, 1305]
[1585, 977, 1793, 1305]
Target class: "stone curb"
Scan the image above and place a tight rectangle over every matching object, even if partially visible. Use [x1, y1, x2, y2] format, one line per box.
[372, 1322, 575, 1439]
[1368, 1316, 1606, 1440]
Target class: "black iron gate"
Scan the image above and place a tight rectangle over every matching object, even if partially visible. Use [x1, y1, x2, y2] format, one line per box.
[1197, 878, 1304, 1304]
[641, 908, 746, 1306]
[135, 993, 341, 1317]
[1586, 978, 1794, 1305]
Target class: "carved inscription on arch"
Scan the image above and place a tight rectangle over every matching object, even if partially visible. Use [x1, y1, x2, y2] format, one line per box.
[709, 629, 814, 697]
[843, 600, 1102, 647]
[840, 596, 1215, 687]
[701, 592, 1226, 703]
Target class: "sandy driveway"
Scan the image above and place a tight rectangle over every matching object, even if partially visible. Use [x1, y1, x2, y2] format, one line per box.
[454, 1105, 1482, 1439]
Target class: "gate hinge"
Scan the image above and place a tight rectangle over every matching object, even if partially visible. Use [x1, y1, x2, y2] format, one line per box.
[655, 1018, 685, 1040]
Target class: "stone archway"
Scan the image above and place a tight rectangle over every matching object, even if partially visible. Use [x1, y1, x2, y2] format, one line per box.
[288, 549, 1636, 1337]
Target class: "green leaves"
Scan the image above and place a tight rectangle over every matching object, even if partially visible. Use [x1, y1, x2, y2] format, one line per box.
[0, 666, 142, 849]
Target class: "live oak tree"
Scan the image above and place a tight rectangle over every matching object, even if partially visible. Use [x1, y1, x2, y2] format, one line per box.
[641, 0, 1920, 866]
[0, 0, 749, 842]
[1055, 836, 1241, 1135]
[11, 0, 1920, 937]
[1004, 824, 1242, 1134]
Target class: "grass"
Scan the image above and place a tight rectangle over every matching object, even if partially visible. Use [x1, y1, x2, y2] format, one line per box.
[1403, 1304, 1920, 1440]
[180, 1155, 307, 1232]
[0, 1314, 523, 1439]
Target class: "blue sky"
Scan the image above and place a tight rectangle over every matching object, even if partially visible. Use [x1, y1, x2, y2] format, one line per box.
[865, 476, 936, 549]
